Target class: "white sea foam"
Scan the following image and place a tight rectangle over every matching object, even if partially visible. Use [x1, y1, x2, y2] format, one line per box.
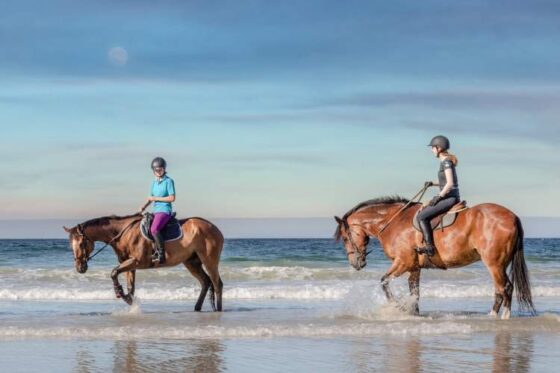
[1, 283, 559, 301]
[3, 265, 560, 285]
[0, 322, 473, 341]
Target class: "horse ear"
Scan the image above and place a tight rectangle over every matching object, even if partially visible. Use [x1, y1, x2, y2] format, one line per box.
[63, 226, 71, 233]
[334, 216, 342, 224]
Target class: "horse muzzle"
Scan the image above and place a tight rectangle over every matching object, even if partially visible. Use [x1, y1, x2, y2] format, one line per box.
[76, 261, 88, 274]
[349, 254, 367, 271]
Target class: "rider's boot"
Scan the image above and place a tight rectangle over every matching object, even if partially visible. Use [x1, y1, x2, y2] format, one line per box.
[417, 220, 436, 257]
[153, 231, 166, 264]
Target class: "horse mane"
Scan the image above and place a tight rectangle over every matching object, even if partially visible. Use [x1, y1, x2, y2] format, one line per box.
[80, 213, 142, 230]
[334, 195, 411, 241]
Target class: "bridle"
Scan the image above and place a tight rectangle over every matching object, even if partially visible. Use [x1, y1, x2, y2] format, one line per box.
[344, 221, 372, 260]
[74, 218, 141, 263]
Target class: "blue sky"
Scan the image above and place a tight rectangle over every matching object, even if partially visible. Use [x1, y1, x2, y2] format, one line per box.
[1, 0, 559, 220]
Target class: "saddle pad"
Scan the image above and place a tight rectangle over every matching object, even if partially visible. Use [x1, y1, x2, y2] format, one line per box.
[412, 201, 467, 232]
[140, 213, 183, 242]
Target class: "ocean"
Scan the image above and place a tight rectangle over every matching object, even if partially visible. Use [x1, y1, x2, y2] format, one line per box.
[1, 238, 559, 372]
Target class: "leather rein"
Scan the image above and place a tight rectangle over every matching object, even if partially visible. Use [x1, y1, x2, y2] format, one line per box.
[76, 217, 142, 262]
[343, 184, 431, 258]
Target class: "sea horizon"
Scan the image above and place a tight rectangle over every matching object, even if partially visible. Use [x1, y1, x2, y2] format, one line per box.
[1, 216, 559, 239]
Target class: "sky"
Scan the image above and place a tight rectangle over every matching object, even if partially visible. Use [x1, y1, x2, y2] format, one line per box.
[1, 0, 559, 226]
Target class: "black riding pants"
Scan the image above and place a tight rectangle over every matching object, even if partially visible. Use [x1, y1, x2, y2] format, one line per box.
[416, 196, 459, 246]
[417, 196, 459, 223]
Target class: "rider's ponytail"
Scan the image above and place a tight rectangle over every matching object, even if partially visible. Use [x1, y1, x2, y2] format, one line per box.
[442, 151, 458, 166]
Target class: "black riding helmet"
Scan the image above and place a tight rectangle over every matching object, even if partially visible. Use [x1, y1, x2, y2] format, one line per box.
[428, 135, 450, 151]
[151, 157, 167, 170]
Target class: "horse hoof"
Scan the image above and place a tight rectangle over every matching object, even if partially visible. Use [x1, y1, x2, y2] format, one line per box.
[501, 308, 511, 320]
[123, 295, 134, 305]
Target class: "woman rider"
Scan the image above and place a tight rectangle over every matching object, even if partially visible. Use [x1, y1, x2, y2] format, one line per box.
[416, 135, 460, 257]
[143, 157, 175, 264]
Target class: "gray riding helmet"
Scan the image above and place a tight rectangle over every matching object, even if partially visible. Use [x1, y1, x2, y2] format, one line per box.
[428, 135, 450, 151]
[151, 157, 167, 170]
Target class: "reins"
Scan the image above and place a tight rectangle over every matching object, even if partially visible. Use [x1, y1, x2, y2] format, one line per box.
[342, 185, 430, 258]
[78, 217, 142, 262]
[376, 184, 430, 235]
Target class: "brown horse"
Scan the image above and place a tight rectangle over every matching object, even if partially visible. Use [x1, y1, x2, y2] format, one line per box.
[334, 196, 536, 319]
[63, 214, 224, 311]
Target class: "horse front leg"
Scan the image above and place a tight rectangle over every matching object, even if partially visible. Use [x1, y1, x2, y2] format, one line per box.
[111, 258, 139, 305]
[381, 260, 408, 304]
[381, 274, 394, 301]
[126, 270, 136, 298]
[380, 260, 401, 302]
[408, 269, 421, 315]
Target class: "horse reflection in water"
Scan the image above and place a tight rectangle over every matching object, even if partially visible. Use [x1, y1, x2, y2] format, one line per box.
[72, 339, 225, 372]
[492, 331, 533, 373]
[345, 330, 534, 372]
[335, 196, 536, 318]
[111, 340, 225, 373]
[64, 214, 224, 311]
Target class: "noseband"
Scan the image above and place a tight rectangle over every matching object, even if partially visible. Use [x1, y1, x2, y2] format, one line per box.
[344, 223, 372, 260]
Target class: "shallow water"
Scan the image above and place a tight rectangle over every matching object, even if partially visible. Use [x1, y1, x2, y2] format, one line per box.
[1, 239, 559, 372]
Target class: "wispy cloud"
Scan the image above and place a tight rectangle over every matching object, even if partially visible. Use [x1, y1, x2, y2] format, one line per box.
[320, 90, 560, 111]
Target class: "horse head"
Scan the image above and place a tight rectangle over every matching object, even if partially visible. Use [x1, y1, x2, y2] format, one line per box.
[334, 216, 370, 271]
[63, 224, 94, 273]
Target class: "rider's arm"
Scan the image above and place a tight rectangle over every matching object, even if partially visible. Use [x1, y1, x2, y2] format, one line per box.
[150, 195, 175, 203]
[439, 168, 454, 197]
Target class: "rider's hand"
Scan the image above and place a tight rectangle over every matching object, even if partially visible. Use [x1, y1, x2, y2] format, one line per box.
[429, 195, 441, 206]
[424, 181, 434, 188]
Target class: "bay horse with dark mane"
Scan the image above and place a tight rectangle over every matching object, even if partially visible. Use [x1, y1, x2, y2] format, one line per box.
[64, 214, 224, 311]
[334, 196, 535, 319]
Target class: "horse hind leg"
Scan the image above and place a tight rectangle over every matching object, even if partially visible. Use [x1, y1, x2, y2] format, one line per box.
[488, 266, 510, 319]
[197, 239, 224, 312]
[501, 280, 513, 320]
[207, 273, 223, 312]
[183, 256, 211, 312]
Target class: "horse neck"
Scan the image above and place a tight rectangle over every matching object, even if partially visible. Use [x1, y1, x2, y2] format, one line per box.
[84, 218, 131, 244]
[349, 203, 407, 238]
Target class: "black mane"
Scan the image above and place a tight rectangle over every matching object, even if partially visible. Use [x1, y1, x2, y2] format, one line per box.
[334, 195, 411, 241]
[342, 196, 410, 220]
[80, 213, 142, 230]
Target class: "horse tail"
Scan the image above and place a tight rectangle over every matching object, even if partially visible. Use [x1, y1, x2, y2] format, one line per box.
[510, 216, 536, 315]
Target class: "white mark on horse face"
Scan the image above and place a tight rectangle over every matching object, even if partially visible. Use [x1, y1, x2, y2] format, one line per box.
[70, 237, 79, 255]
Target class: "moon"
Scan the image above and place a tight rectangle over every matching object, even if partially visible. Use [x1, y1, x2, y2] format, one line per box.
[108, 47, 128, 66]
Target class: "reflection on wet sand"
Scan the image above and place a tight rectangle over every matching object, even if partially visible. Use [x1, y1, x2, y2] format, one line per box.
[345, 328, 534, 372]
[492, 331, 533, 373]
[73, 339, 225, 373]
[73, 347, 96, 373]
[347, 336, 423, 372]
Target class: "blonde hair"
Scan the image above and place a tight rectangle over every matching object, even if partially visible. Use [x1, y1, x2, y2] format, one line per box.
[441, 151, 458, 166]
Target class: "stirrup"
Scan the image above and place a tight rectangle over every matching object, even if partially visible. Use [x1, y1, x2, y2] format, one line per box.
[151, 247, 166, 264]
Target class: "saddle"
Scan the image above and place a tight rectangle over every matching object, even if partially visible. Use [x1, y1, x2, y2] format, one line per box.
[413, 201, 468, 232]
[140, 212, 183, 242]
